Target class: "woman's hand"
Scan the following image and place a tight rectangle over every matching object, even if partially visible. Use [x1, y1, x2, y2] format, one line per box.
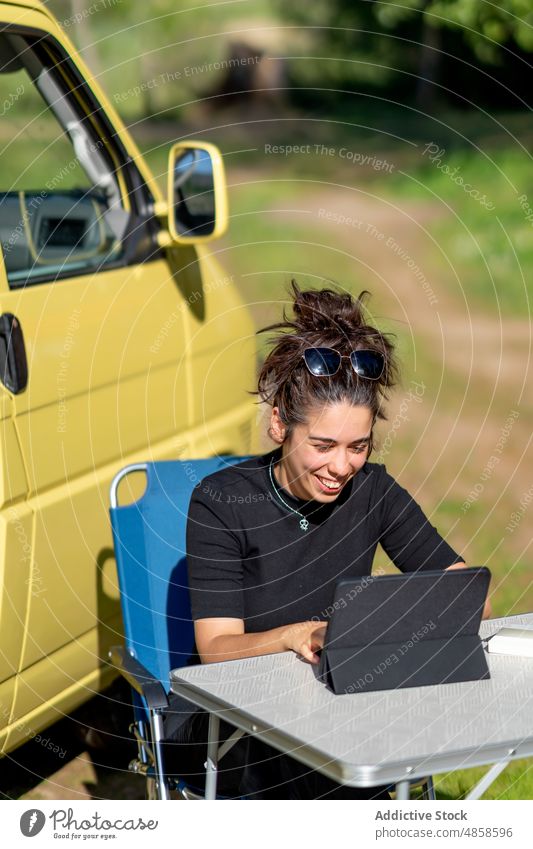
[282, 621, 328, 664]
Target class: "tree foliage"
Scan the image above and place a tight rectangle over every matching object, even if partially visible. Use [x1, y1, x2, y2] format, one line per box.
[376, 0, 533, 63]
[272, 0, 533, 107]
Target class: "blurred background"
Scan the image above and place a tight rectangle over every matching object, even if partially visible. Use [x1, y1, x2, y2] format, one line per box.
[1, 0, 532, 800]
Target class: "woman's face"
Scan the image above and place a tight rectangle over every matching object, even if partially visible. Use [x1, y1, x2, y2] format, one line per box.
[272, 402, 374, 502]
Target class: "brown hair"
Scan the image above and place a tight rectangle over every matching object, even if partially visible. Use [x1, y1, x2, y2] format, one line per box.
[255, 280, 399, 444]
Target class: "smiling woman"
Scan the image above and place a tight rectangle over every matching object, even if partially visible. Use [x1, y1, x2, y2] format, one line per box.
[164, 281, 486, 800]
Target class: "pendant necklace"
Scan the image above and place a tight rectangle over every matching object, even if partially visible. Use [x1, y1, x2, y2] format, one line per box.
[268, 457, 309, 531]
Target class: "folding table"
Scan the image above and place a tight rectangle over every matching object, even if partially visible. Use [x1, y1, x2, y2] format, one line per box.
[171, 613, 533, 799]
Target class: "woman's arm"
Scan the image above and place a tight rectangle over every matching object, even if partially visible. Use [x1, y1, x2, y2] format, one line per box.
[378, 470, 492, 619]
[195, 617, 327, 664]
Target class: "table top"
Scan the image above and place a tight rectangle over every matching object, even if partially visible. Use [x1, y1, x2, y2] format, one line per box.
[171, 614, 533, 787]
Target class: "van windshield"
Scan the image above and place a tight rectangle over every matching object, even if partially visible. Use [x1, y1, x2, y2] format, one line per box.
[0, 32, 130, 288]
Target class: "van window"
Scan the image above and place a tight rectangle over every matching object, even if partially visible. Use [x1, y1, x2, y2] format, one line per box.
[0, 32, 148, 288]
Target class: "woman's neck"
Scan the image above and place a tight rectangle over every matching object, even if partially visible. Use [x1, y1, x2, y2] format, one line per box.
[272, 453, 309, 502]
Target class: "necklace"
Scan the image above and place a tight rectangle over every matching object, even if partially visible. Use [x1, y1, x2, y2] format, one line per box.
[268, 458, 309, 531]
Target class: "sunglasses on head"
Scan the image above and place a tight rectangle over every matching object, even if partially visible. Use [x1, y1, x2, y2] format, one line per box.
[302, 347, 385, 380]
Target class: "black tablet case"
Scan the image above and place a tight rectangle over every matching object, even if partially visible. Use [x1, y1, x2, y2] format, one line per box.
[318, 567, 490, 695]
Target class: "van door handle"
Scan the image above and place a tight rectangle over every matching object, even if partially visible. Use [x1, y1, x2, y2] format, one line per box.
[0, 313, 28, 394]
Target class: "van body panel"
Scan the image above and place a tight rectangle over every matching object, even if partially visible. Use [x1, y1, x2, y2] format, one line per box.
[1, 262, 191, 493]
[19, 481, 123, 668]
[0, 1, 258, 756]
[0, 409, 28, 507]
[12, 615, 122, 730]
[0, 677, 16, 750]
[185, 247, 257, 431]
[0, 509, 32, 685]
[187, 399, 258, 458]
[7, 638, 118, 754]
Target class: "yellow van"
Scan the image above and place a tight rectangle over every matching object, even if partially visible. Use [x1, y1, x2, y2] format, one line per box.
[0, 1, 256, 756]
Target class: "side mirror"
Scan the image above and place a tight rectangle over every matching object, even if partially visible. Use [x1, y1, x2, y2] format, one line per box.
[167, 141, 228, 243]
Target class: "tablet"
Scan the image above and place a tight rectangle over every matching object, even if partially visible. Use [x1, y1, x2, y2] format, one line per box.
[318, 566, 491, 694]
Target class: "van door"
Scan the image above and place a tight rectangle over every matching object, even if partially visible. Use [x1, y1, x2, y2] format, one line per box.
[0, 12, 197, 745]
[0, 361, 29, 748]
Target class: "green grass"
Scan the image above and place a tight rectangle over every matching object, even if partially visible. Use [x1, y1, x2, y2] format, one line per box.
[429, 759, 533, 801]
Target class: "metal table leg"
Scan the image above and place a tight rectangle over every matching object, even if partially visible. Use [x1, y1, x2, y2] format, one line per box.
[395, 780, 411, 800]
[466, 759, 511, 800]
[205, 713, 220, 800]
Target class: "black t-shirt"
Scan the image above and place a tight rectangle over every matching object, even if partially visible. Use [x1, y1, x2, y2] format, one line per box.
[186, 450, 462, 632]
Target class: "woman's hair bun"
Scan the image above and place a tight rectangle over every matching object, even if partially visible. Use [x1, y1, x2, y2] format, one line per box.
[290, 280, 368, 339]
[254, 279, 399, 435]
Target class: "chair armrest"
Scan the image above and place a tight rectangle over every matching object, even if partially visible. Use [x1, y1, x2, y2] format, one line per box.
[109, 645, 169, 711]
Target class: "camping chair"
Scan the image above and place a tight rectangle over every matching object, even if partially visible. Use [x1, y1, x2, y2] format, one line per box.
[108, 456, 436, 801]
[108, 456, 250, 799]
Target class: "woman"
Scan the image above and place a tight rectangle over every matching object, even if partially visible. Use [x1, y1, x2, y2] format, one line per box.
[170, 282, 491, 799]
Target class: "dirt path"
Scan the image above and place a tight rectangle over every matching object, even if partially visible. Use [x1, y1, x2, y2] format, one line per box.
[270, 188, 531, 396]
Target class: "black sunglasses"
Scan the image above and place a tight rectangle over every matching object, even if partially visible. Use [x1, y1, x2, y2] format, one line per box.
[302, 347, 385, 380]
